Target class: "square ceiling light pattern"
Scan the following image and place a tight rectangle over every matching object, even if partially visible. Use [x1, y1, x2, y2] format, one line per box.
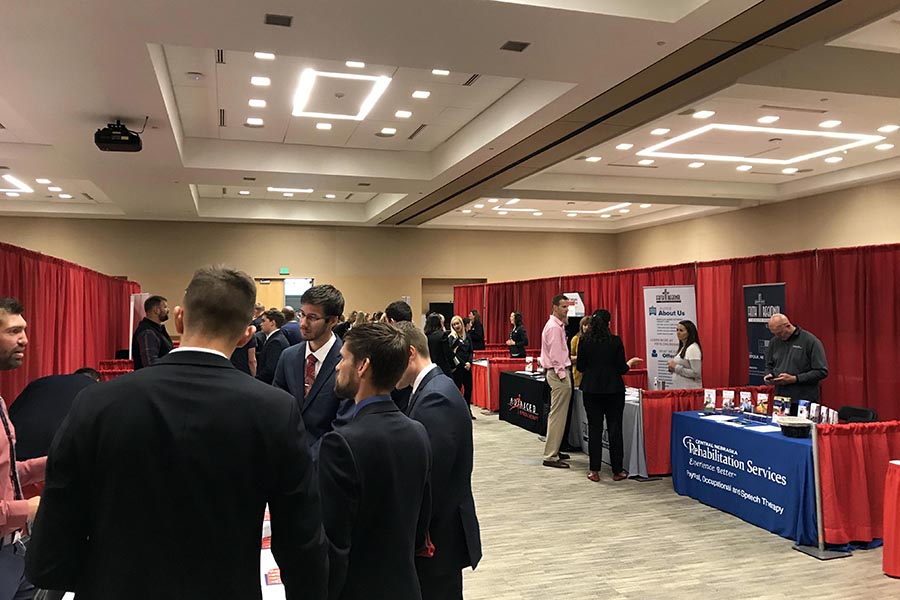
[0, 174, 34, 194]
[637, 124, 884, 165]
[293, 69, 391, 121]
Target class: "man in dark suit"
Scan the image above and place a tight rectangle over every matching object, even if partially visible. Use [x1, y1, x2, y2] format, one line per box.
[281, 306, 302, 346]
[394, 322, 482, 600]
[274, 285, 352, 460]
[10, 367, 99, 460]
[385, 300, 414, 412]
[319, 323, 432, 600]
[256, 308, 289, 384]
[26, 266, 330, 599]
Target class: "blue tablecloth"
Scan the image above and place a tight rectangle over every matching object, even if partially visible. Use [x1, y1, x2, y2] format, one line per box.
[671, 412, 816, 546]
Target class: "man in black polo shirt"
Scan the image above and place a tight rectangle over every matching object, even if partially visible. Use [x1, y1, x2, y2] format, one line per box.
[132, 295, 173, 370]
[764, 313, 828, 403]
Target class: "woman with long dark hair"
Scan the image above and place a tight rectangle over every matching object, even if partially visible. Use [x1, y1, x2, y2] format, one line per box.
[506, 311, 528, 358]
[424, 312, 454, 376]
[576, 309, 642, 482]
[668, 319, 702, 389]
[468, 309, 485, 351]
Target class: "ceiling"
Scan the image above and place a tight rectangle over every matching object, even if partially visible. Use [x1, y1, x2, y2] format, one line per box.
[2, 0, 900, 233]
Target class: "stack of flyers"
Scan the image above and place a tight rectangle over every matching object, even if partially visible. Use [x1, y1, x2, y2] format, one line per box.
[772, 396, 790, 422]
[810, 402, 821, 423]
[797, 399, 811, 419]
[756, 393, 769, 414]
[740, 391, 753, 413]
[703, 389, 717, 412]
[722, 390, 736, 413]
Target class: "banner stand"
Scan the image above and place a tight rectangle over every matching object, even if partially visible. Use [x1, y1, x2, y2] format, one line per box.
[792, 424, 851, 561]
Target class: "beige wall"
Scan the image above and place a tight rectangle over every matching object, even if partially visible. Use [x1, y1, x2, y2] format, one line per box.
[0, 219, 617, 314]
[616, 179, 900, 269]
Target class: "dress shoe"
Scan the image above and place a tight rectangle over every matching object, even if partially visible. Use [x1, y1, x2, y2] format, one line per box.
[587, 471, 600, 482]
[612, 471, 629, 481]
[542, 459, 570, 469]
[558, 452, 570, 460]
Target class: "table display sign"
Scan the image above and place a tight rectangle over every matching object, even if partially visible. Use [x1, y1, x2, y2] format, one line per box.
[498, 371, 549, 434]
[743, 283, 785, 385]
[642, 286, 697, 389]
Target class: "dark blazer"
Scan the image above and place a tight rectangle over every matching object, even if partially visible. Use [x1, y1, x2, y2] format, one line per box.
[256, 330, 290, 384]
[427, 330, 454, 377]
[281, 321, 302, 346]
[508, 326, 528, 357]
[274, 335, 352, 460]
[576, 334, 630, 394]
[319, 397, 432, 600]
[449, 335, 473, 373]
[10, 374, 97, 460]
[332, 321, 351, 340]
[26, 351, 329, 600]
[468, 322, 485, 351]
[407, 368, 482, 577]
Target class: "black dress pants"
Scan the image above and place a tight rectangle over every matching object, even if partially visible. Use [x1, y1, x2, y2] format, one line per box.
[582, 391, 626, 473]
[418, 569, 463, 600]
[452, 367, 473, 405]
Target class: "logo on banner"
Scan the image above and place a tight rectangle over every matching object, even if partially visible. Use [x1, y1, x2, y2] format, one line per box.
[747, 292, 781, 319]
[508, 394, 538, 421]
[656, 289, 682, 303]
[681, 435, 788, 485]
[648, 306, 657, 316]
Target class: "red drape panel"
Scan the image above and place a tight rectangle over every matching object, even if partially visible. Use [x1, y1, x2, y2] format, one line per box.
[815, 245, 900, 421]
[471, 363, 489, 410]
[642, 389, 705, 475]
[696, 251, 817, 389]
[453, 284, 485, 322]
[0, 242, 139, 404]
[484, 282, 518, 345]
[515, 277, 560, 350]
[488, 358, 527, 412]
[817, 421, 900, 544]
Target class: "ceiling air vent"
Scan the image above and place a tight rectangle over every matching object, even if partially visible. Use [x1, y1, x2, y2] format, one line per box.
[344, 193, 354, 200]
[219, 109, 226, 127]
[265, 13, 293, 27]
[357, 182, 371, 187]
[0, 122, 5, 129]
[81, 192, 94, 201]
[221, 187, 227, 195]
[243, 176, 256, 181]
[500, 40, 530, 52]
[758, 104, 827, 114]
[463, 74, 481, 87]
[408, 124, 427, 140]
[215, 49, 225, 64]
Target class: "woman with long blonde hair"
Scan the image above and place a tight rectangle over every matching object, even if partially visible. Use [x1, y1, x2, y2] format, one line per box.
[449, 315, 475, 418]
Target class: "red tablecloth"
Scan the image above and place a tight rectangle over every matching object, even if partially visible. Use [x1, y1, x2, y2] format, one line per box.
[817, 421, 900, 544]
[472, 363, 489, 411]
[99, 369, 132, 381]
[474, 349, 540, 360]
[884, 460, 900, 577]
[623, 368, 648, 390]
[99, 359, 132, 370]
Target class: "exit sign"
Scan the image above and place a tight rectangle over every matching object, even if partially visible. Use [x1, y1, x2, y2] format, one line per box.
[279, 267, 290, 275]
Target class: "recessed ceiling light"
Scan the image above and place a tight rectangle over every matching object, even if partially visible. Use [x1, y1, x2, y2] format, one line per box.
[758, 116, 780, 124]
[693, 110, 716, 119]
[473, 203, 485, 209]
[325, 194, 336, 199]
[824, 156, 843, 164]
[0, 174, 32, 193]
[395, 110, 412, 119]
[651, 128, 670, 136]
[616, 143, 634, 150]
[601, 214, 611, 218]
[283, 193, 294, 197]
[619, 208, 630, 213]
[432, 69, 450, 76]
[505, 198, 520, 205]
[875, 143, 895, 150]
[248, 99, 267, 108]
[292, 69, 392, 121]
[782, 167, 799, 174]
[462, 209, 472, 214]
[267, 187, 313, 193]
[498, 211, 508, 215]
[254, 52, 276, 60]
[250, 76, 271, 86]
[487, 198, 498, 203]
[58, 194, 73, 199]
[35, 178, 51, 184]
[567, 213, 577, 217]
[245, 117, 264, 127]
[819, 120, 842, 128]
[412, 90, 431, 99]
[877, 124, 899, 133]
[736, 165, 753, 171]
[585, 156, 602, 163]
[638, 159, 654, 165]
[48, 186, 62, 192]
[345, 61, 365, 68]
[639, 203, 652, 208]
[380, 127, 397, 135]
[239, 190, 251, 195]
[6, 192, 19, 197]
[533, 212, 542, 216]
[316, 122, 332, 130]
[688, 162, 705, 168]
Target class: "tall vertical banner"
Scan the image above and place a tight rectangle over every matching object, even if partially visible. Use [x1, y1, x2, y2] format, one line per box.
[643, 286, 697, 389]
[743, 283, 785, 385]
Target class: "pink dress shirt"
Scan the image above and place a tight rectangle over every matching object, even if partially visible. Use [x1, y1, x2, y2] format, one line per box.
[540, 314, 571, 379]
[0, 398, 46, 537]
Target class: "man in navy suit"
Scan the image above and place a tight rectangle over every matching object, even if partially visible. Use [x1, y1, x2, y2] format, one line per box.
[281, 306, 302, 346]
[394, 322, 482, 600]
[255, 309, 289, 384]
[274, 284, 352, 460]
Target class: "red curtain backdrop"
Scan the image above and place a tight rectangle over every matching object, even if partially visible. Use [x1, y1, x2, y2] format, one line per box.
[515, 277, 561, 350]
[0, 242, 140, 404]
[453, 284, 485, 322]
[484, 282, 518, 345]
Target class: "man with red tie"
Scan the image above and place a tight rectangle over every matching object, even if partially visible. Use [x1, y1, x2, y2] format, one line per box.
[274, 284, 353, 461]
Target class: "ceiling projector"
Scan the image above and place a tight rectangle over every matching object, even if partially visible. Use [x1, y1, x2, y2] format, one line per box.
[94, 120, 142, 152]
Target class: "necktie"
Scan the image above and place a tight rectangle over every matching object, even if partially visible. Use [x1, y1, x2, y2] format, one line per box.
[0, 399, 24, 500]
[304, 354, 317, 397]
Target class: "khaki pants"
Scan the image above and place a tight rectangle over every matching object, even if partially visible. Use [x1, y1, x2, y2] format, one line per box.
[543, 368, 572, 461]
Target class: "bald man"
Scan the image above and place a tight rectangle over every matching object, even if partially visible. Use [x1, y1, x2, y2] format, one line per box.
[764, 313, 828, 403]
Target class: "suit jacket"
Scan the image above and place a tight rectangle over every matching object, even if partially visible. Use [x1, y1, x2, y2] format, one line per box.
[426, 330, 454, 377]
[319, 398, 432, 600]
[281, 321, 302, 346]
[576, 334, 629, 394]
[273, 336, 352, 460]
[10, 374, 97, 460]
[26, 351, 329, 600]
[407, 368, 482, 577]
[508, 325, 528, 357]
[256, 330, 290, 384]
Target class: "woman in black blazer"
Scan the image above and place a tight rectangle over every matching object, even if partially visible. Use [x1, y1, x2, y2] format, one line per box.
[506, 311, 528, 358]
[467, 310, 485, 351]
[449, 315, 475, 418]
[424, 313, 455, 377]
[576, 309, 642, 483]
